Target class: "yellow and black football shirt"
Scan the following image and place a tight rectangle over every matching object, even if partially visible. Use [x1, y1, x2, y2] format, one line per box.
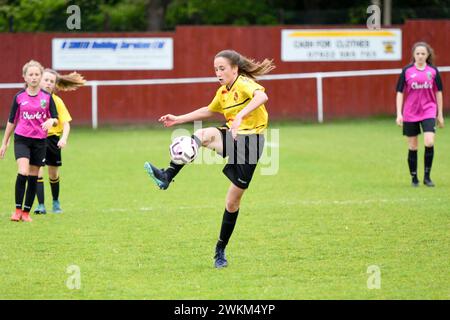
[47, 94, 72, 137]
[207, 75, 268, 134]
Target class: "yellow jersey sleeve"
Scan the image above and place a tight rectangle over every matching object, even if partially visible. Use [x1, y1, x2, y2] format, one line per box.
[239, 77, 265, 100]
[48, 94, 72, 137]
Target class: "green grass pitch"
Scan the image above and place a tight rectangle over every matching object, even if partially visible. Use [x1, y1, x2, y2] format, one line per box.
[0, 118, 449, 299]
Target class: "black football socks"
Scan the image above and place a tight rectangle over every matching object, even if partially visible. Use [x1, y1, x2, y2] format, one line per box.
[191, 134, 202, 149]
[408, 149, 418, 183]
[216, 208, 240, 250]
[15, 174, 27, 210]
[36, 176, 44, 204]
[23, 175, 38, 213]
[165, 161, 184, 182]
[50, 177, 60, 201]
[424, 146, 434, 180]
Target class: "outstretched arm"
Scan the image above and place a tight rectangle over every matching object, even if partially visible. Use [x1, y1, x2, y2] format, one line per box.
[159, 106, 215, 127]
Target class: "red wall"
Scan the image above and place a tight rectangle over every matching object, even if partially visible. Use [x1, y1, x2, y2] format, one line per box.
[1, 20, 449, 126]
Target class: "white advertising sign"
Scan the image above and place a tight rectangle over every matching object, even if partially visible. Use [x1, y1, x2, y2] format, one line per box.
[52, 38, 173, 70]
[282, 29, 402, 61]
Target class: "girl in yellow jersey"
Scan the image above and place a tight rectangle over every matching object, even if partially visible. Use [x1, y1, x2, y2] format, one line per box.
[34, 69, 85, 214]
[145, 49, 275, 268]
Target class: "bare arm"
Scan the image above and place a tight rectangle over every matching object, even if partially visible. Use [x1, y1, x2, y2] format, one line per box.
[396, 92, 404, 126]
[236, 90, 268, 120]
[159, 106, 215, 127]
[0, 122, 16, 159]
[230, 90, 268, 138]
[436, 91, 444, 128]
[57, 122, 71, 148]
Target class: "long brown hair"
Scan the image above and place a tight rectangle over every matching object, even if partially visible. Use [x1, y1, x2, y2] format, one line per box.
[43, 68, 86, 91]
[411, 42, 435, 65]
[215, 50, 275, 80]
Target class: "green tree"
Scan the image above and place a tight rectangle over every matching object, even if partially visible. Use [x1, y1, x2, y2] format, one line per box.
[147, 0, 170, 31]
[0, 0, 151, 32]
[0, 0, 449, 32]
[93, 0, 148, 31]
[165, 0, 278, 28]
[0, 0, 66, 32]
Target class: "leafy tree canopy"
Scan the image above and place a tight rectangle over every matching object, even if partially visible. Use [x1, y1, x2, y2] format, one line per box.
[0, 0, 448, 32]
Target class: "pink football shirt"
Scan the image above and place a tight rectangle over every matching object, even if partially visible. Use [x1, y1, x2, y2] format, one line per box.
[396, 64, 443, 122]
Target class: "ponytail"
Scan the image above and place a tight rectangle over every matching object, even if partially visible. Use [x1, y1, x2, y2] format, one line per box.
[44, 68, 86, 91]
[215, 50, 275, 80]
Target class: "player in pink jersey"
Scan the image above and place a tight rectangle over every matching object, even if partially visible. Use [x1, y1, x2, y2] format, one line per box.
[0, 60, 58, 222]
[396, 42, 444, 187]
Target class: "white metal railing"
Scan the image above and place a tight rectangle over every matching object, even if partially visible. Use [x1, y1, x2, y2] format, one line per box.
[2, 66, 449, 128]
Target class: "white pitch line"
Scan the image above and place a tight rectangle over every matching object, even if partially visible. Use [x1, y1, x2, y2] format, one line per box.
[100, 197, 444, 213]
[278, 198, 444, 206]
[101, 204, 217, 213]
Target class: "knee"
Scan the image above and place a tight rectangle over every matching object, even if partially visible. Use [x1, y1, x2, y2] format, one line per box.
[408, 140, 418, 150]
[194, 129, 211, 147]
[226, 202, 240, 213]
[49, 172, 59, 180]
[226, 197, 241, 213]
[28, 168, 40, 176]
[424, 138, 435, 148]
[48, 167, 59, 180]
[17, 163, 29, 176]
[193, 129, 204, 144]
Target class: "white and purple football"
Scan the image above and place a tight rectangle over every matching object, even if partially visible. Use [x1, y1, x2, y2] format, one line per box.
[169, 136, 198, 165]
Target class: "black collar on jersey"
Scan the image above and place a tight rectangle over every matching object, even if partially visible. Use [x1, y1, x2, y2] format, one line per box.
[226, 74, 240, 91]
[26, 88, 43, 97]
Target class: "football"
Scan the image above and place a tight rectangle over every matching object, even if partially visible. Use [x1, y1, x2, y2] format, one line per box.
[169, 136, 199, 165]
